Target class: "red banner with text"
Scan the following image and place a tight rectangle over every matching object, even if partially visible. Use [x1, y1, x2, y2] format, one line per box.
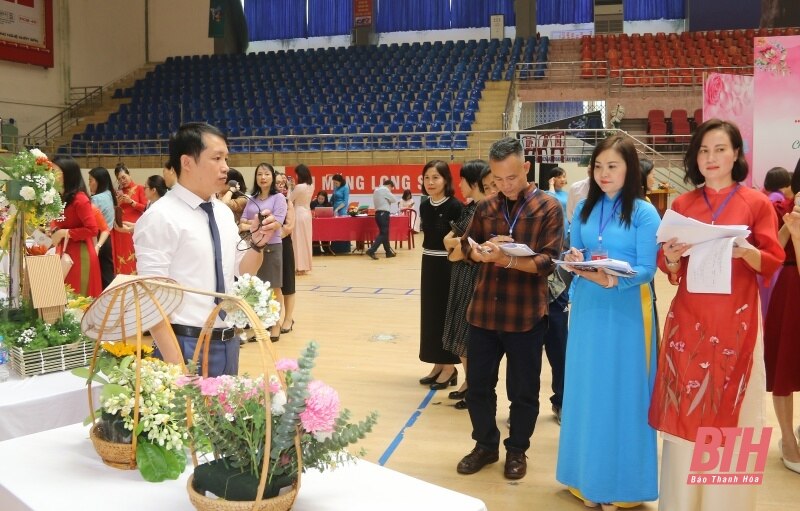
[353, 0, 373, 28]
[0, 0, 53, 67]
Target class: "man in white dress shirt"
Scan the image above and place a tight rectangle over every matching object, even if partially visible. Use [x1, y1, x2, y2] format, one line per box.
[134, 122, 280, 375]
[366, 179, 398, 259]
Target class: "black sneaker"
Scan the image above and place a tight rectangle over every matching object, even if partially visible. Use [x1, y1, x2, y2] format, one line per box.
[367, 251, 378, 260]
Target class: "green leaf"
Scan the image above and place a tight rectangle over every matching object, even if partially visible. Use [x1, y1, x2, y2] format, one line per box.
[100, 383, 129, 401]
[136, 441, 185, 482]
[71, 366, 108, 385]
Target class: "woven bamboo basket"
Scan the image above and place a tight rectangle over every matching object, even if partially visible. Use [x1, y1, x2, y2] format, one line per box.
[186, 476, 298, 511]
[80, 275, 187, 471]
[89, 423, 136, 470]
[177, 285, 302, 511]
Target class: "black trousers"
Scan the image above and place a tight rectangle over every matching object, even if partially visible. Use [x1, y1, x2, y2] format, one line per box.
[466, 319, 547, 453]
[368, 210, 392, 254]
[98, 240, 115, 289]
[543, 292, 568, 409]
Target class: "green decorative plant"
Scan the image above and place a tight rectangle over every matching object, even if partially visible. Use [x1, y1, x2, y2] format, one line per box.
[180, 341, 378, 501]
[73, 342, 189, 482]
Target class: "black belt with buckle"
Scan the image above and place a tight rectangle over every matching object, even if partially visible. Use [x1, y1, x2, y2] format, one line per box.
[170, 324, 235, 342]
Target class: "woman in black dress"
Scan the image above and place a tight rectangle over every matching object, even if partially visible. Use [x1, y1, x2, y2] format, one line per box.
[419, 160, 463, 389]
[441, 160, 488, 405]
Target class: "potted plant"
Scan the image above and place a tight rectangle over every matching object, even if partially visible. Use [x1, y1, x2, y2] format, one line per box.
[73, 341, 190, 482]
[181, 341, 378, 509]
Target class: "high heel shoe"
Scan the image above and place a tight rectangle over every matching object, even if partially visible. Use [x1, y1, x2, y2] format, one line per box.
[779, 438, 800, 474]
[449, 389, 467, 400]
[430, 368, 458, 390]
[280, 320, 295, 334]
[419, 371, 442, 385]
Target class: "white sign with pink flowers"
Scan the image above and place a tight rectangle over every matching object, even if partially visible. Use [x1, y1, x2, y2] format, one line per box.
[752, 35, 800, 187]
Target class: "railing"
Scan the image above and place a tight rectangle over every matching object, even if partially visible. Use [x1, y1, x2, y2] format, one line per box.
[512, 61, 754, 94]
[23, 86, 104, 148]
[46, 128, 691, 193]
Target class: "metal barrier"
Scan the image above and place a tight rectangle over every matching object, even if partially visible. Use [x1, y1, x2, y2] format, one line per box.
[23, 86, 103, 146]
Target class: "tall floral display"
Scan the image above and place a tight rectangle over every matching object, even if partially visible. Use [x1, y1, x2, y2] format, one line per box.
[0, 149, 64, 305]
[181, 341, 378, 509]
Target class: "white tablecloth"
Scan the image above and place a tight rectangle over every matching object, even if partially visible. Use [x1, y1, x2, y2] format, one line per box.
[0, 370, 100, 441]
[0, 423, 487, 511]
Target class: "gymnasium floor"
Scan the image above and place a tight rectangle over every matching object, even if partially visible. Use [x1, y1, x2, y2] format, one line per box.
[237, 242, 800, 510]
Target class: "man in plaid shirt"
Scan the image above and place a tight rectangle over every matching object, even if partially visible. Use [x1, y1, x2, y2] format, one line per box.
[456, 137, 564, 480]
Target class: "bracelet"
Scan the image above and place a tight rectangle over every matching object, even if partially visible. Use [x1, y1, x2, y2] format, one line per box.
[504, 256, 515, 269]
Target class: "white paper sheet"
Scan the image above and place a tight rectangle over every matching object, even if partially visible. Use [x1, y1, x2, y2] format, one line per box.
[656, 210, 750, 252]
[686, 237, 735, 294]
[554, 258, 637, 277]
[498, 243, 537, 256]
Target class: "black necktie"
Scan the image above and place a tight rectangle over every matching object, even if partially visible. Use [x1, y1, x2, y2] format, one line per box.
[199, 202, 226, 319]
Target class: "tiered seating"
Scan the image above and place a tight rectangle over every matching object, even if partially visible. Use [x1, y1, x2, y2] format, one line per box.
[647, 108, 693, 148]
[579, 28, 799, 85]
[71, 38, 532, 155]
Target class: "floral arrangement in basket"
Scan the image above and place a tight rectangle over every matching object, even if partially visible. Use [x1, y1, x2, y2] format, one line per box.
[0, 295, 88, 352]
[221, 273, 280, 329]
[0, 148, 64, 248]
[73, 341, 190, 482]
[179, 341, 378, 502]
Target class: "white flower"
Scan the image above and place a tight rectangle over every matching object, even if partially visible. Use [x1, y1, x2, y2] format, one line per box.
[19, 186, 36, 200]
[271, 390, 287, 415]
[29, 148, 47, 159]
[41, 188, 56, 205]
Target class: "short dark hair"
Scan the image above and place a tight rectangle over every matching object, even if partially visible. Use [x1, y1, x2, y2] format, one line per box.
[421, 160, 455, 197]
[295, 164, 313, 185]
[639, 159, 654, 176]
[579, 135, 643, 228]
[763, 167, 791, 192]
[332, 174, 346, 187]
[382, 179, 395, 187]
[52, 155, 88, 205]
[163, 159, 174, 171]
[145, 175, 168, 198]
[549, 166, 567, 178]
[460, 159, 490, 193]
[168, 122, 227, 177]
[402, 188, 412, 200]
[114, 162, 129, 177]
[251, 162, 278, 196]
[488, 137, 523, 162]
[683, 119, 748, 186]
[88, 166, 117, 206]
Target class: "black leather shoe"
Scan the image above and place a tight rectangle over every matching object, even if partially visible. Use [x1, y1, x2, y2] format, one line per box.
[454, 399, 468, 410]
[367, 251, 378, 260]
[552, 404, 562, 425]
[386, 251, 397, 258]
[430, 368, 457, 390]
[419, 371, 442, 385]
[457, 446, 499, 474]
[504, 451, 527, 479]
[449, 389, 467, 400]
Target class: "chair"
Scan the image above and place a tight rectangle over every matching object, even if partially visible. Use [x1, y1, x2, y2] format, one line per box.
[394, 208, 417, 250]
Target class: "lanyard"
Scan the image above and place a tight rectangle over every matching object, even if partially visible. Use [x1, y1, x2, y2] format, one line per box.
[598, 196, 621, 244]
[502, 188, 538, 236]
[702, 184, 739, 225]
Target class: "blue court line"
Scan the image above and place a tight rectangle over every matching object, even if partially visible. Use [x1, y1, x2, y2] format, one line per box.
[378, 389, 437, 466]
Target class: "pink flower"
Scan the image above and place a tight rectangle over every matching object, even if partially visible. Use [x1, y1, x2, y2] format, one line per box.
[276, 358, 299, 371]
[299, 380, 340, 434]
[722, 349, 735, 356]
[741, 322, 748, 331]
[709, 336, 719, 344]
[669, 340, 686, 352]
[268, 375, 282, 393]
[198, 377, 223, 397]
[699, 362, 710, 369]
[705, 74, 726, 106]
